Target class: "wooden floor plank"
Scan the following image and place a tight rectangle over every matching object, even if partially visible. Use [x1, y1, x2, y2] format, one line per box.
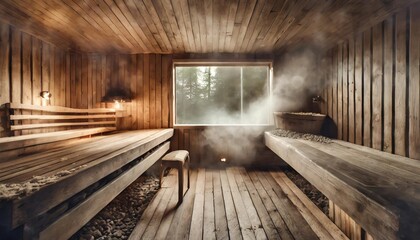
[132, 167, 349, 240]
[153, 176, 179, 240]
[141, 171, 177, 240]
[231, 167, 267, 240]
[188, 168, 206, 240]
[248, 171, 294, 240]
[271, 171, 349, 240]
[219, 169, 242, 240]
[203, 169, 216, 240]
[226, 168, 256, 240]
[128, 185, 169, 239]
[170, 169, 198, 240]
[257, 171, 319, 240]
[238, 168, 279, 240]
[212, 170, 228, 240]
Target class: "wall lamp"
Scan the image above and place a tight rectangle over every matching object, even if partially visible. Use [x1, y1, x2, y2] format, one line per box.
[40, 91, 52, 100]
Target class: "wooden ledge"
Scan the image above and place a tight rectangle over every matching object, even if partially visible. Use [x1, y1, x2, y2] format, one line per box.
[265, 131, 420, 240]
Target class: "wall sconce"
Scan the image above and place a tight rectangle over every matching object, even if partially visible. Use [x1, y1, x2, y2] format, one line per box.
[101, 87, 133, 110]
[40, 91, 52, 100]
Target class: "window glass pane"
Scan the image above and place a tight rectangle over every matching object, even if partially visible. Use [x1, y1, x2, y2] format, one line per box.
[175, 64, 270, 125]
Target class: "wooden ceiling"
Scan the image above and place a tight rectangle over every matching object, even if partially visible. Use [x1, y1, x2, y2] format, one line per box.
[0, 0, 418, 54]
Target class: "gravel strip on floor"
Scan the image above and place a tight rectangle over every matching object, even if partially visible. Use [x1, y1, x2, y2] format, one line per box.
[282, 167, 329, 215]
[70, 175, 159, 240]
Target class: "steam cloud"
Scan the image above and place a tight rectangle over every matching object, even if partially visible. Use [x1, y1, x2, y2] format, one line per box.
[199, 47, 326, 165]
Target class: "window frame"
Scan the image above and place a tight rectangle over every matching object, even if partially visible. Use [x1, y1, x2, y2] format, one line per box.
[172, 60, 273, 127]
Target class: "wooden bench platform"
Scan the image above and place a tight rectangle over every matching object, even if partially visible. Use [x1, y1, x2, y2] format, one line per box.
[0, 129, 173, 239]
[265, 131, 420, 240]
[0, 103, 175, 239]
[129, 167, 348, 240]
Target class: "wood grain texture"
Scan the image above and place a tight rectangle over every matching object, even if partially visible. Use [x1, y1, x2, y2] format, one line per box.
[265, 132, 420, 240]
[324, 5, 420, 159]
[0, 0, 417, 54]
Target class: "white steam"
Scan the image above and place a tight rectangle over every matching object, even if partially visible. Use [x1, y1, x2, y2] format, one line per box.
[273, 47, 324, 112]
[201, 47, 326, 164]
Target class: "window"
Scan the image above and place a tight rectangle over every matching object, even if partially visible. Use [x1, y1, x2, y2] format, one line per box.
[174, 62, 272, 125]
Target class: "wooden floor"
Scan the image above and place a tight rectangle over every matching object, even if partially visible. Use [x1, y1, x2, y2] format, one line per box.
[129, 167, 348, 240]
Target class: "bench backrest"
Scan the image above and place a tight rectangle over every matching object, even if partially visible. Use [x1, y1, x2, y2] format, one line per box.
[4, 103, 116, 135]
[0, 103, 117, 156]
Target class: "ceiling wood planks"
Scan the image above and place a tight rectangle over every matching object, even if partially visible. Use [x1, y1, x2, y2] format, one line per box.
[0, 0, 418, 54]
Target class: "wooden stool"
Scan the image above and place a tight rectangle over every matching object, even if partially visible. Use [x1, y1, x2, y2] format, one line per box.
[160, 150, 190, 204]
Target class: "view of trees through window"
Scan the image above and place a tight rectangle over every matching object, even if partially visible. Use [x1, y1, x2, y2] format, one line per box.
[175, 65, 270, 125]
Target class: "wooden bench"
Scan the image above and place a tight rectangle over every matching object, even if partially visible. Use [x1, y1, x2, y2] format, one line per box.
[265, 131, 420, 240]
[0, 103, 174, 239]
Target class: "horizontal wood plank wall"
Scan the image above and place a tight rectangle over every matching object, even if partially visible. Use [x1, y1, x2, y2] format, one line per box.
[0, 22, 70, 137]
[321, 4, 420, 240]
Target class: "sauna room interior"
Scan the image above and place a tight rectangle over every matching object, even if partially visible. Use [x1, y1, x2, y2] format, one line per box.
[0, 0, 419, 240]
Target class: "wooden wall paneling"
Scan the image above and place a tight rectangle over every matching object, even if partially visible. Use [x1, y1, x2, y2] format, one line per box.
[161, 55, 170, 128]
[11, 27, 21, 136]
[137, 54, 144, 129]
[0, 23, 10, 106]
[348, 38, 355, 143]
[149, 54, 156, 128]
[363, 28, 372, 148]
[32, 38, 42, 134]
[332, 46, 338, 133]
[70, 52, 76, 108]
[328, 50, 333, 118]
[21, 32, 32, 135]
[61, 50, 67, 107]
[383, 17, 394, 153]
[92, 55, 98, 108]
[81, 54, 88, 109]
[143, 54, 150, 128]
[178, 128, 184, 150]
[129, 54, 138, 130]
[49, 46, 55, 106]
[65, 52, 71, 107]
[342, 42, 348, 141]
[100, 56, 107, 108]
[87, 55, 93, 109]
[118, 54, 129, 130]
[54, 49, 62, 107]
[41, 42, 50, 108]
[76, 53, 82, 109]
[372, 23, 383, 151]
[354, 34, 363, 146]
[409, 6, 420, 160]
[156, 54, 162, 128]
[394, 12, 407, 156]
[337, 43, 343, 140]
[0, 23, 10, 137]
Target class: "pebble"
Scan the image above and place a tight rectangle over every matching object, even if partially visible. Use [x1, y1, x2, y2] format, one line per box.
[70, 175, 160, 239]
[271, 129, 332, 144]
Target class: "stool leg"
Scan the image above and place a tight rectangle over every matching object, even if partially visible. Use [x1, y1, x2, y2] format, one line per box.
[187, 155, 190, 189]
[178, 164, 183, 205]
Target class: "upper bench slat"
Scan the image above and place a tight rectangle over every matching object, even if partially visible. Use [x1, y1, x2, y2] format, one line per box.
[10, 114, 116, 120]
[8, 103, 116, 113]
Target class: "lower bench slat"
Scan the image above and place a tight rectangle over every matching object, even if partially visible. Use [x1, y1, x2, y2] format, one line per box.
[39, 142, 170, 240]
